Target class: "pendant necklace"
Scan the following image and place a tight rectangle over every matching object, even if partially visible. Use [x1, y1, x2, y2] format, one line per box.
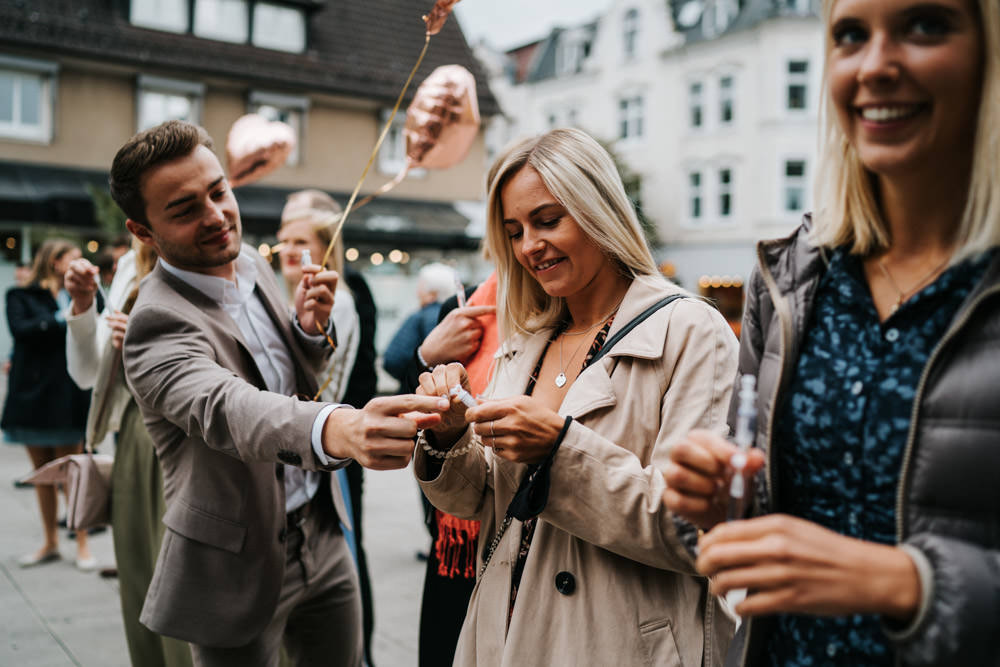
[553, 296, 626, 388]
[877, 254, 950, 315]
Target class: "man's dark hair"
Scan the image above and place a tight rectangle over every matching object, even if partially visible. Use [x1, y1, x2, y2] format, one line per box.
[109, 120, 213, 225]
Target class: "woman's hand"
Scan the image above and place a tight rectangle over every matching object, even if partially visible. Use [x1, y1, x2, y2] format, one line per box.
[107, 311, 129, 350]
[663, 429, 765, 531]
[415, 362, 473, 444]
[697, 514, 921, 621]
[465, 397, 565, 464]
[295, 264, 338, 335]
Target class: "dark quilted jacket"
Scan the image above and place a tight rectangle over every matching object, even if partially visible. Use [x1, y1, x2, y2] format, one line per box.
[729, 218, 1000, 667]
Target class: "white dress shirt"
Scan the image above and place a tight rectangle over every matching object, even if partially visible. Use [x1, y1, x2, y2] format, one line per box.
[159, 249, 341, 512]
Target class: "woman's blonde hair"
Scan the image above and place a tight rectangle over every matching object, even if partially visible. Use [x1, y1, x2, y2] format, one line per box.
[811, 0, 1000, 260]
[485, 128, 661, 338]
[27, 239, 77, 291]
[280, 189, 346, 287]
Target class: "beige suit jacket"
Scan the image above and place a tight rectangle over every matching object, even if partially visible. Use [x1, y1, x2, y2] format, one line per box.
[417, 277, 739, 666]
[123, 249, 348, 647]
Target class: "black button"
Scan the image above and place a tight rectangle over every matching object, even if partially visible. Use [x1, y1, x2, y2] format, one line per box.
[277, 450, 302, 466]
[278, 528, 287, 543]
[554, 571, 575, 595]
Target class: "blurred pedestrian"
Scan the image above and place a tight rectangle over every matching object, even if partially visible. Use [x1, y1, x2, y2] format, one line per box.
[276, 188, 377, 665]
[65, 241, 193, 666]
[2, 239, 96, 571]
[382, 262, 461, 386]
[665, 1, 1000, 664]
[415, 129, 739, 666]
[418, 271, 497, 667]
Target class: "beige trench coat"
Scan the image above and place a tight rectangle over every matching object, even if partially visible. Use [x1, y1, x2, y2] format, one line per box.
[416, 277, 739, 667]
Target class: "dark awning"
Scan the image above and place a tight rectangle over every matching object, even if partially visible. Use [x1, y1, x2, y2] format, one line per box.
[0, 161, 481, 250]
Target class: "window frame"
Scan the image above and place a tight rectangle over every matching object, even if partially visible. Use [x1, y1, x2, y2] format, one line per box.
[718, 74, 734, 126]
[248, 90, 309, 166]
[623, 8, 640, 61]
[0, 55, 58, 144]
[688, 170, 703, 223]
[128, 0, 307, 53]
[689, 80, 704, 130]
[785, 58, 810, 112]
[782, 157, 808, 215]
[617, 93, 644, 142]
[718, 167, 733, 219]
[377, 108, 426, 178]
[136, 75, 205, 131]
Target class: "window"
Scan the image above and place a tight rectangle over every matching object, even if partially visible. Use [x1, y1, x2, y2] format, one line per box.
[689, 172, 702, 220]
[194, 0, 249, 43]
[618, 95, 644, 140]
[623, 8, 639, 60]
[556, 30, 587, 76]
[130, 0, 188, 32]
[785, 0, 813, 12]
[129, 0, 306, 53]
[249, 91, 307, 165]
[137, 76, 203, 131]
[719, 168, 733, 217]
[252, 3, 306, 53]
[689, 82, 703, 128]
[719, 75, 734, 124]
[787, 59, 809, 110]
[0, 57, 57, 142]
[378, 109, 426, 177]
[784, 160, 807, 212]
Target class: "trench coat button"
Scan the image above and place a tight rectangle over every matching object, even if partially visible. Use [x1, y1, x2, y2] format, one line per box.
[277, 450, 302, 465]
[554, 571, 576, 595]
[278, 527, 287, 543]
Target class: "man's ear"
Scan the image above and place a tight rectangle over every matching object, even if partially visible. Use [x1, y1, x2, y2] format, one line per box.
[125, 219, 156, 249]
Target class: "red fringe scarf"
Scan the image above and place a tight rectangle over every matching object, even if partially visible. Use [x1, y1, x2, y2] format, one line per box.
[434, 510, 480, 579]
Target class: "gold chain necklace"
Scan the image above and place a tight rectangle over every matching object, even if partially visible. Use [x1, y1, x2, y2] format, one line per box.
[554, 297, 625, 388]
[877, 254, 950, 314]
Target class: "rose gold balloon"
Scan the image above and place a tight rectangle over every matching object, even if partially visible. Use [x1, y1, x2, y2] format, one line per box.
[405, 65, 479, 170]
[423, 0, 462, 36]
[226, 114, 297, 188]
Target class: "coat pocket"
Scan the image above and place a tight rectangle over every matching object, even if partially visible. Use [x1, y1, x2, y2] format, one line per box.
[639, 618, 683, 667]
[162, 499, 247, 554]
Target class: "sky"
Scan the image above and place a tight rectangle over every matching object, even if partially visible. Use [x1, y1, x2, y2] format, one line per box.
[453, 0, 611, 50]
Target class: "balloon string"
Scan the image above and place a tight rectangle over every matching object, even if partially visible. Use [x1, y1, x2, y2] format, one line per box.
[320, 33, 432, 269]
[353, 164, 411, 210]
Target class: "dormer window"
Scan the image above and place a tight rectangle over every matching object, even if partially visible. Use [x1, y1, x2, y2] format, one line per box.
[556, 30, 587, 76]
[129, 0, 307, 53]
[623, 8, 639, 61]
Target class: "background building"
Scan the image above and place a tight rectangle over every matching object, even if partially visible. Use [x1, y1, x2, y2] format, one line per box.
[0, 0, 499, 361]
[477, 0, 822, 324]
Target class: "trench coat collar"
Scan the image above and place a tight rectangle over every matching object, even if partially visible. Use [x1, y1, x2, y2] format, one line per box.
[491, 277, 686, 421]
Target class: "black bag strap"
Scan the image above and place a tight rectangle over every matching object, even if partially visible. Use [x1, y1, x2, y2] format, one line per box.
[583, 293, 687, 370]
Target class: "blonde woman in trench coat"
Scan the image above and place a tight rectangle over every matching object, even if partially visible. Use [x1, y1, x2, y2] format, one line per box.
[414, 129, 739, 666]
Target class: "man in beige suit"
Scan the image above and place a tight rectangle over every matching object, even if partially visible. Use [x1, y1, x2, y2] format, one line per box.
[111, 120, 448, 667]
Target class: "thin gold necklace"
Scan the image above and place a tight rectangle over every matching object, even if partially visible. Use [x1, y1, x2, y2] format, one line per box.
[554, 296, 625, 387]
[877, 254, 950, 314]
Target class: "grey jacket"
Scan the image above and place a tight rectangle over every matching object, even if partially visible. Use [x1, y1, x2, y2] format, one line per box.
[123, 251, 346, 647]
[732, 220, 1000, 667]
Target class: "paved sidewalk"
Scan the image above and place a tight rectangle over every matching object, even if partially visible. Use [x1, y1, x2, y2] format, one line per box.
[0, 440, 430, 666]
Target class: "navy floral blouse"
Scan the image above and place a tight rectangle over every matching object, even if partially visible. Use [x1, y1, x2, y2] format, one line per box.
[765, 248, 991, 667]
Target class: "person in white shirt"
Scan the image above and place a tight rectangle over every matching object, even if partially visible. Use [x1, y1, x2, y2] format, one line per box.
[100, 120, 447, 667]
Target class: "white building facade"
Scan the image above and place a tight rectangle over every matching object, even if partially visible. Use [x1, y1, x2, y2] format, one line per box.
[477, 0, 823, 293]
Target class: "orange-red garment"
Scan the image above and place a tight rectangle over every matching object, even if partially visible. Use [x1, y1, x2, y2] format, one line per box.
[461, 272, 498, 395]
[433, 271, 496, 578]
